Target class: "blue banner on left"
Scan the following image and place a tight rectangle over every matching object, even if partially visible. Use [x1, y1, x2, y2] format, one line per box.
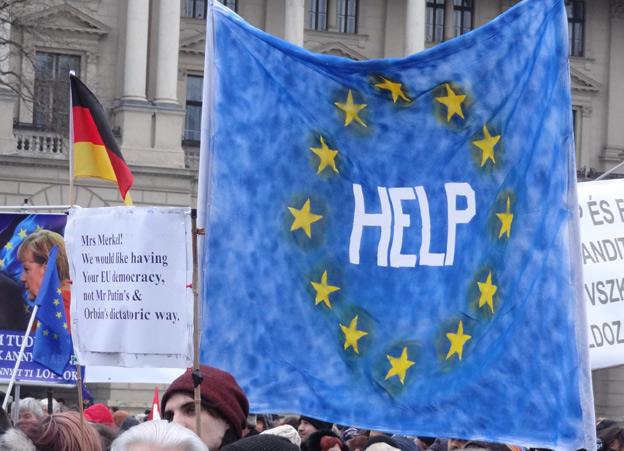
[0, 329, 79, 385]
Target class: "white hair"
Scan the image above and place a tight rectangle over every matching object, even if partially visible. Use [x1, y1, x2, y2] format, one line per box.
[17, 398, 44, 419]
[39, 398, 60, 414]
[111, 420, 208, 451]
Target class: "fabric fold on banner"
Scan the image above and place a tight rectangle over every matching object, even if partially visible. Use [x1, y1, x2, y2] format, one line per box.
[200, 0, 595, 449]
[70, 75, 134, 203]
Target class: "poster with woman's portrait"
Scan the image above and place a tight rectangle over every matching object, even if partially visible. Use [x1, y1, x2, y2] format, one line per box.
[0, 213, 67, 331]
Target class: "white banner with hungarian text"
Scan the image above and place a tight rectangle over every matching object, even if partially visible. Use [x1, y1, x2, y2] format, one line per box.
[66, 207, 193, 368]
[578, 179, 624, 369]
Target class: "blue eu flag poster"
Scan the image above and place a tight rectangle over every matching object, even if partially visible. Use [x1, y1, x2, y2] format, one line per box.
[199, 0, 595, 449]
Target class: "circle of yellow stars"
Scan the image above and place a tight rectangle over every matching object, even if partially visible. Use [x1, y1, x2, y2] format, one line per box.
[284, 77, 515, 386]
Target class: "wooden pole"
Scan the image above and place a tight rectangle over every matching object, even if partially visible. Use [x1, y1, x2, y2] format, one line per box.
[75, 364, 87, 449]
[191, 209, 203, 435]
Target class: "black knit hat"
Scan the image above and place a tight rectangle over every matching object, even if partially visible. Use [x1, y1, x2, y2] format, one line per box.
[221, 434, 299, 451]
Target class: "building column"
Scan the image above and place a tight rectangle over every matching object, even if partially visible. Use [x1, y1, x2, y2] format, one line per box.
[0, 9, 17, 154]
[284, 0, 305, 46]
[150, 0, 185, 167]
[603, 0, 624, 166]
[443, 0, 455, 41]
[121, 0, 150, 101]
[405, 0, 426, 55]
[154, 0, 180, 104]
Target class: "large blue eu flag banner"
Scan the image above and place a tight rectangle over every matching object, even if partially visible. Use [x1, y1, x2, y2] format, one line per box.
[199, 0, 595, 448]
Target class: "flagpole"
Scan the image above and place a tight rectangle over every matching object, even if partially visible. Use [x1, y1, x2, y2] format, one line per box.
[68, 70, 75, 205]
[76, 364, 86, 449]
[2, 305, 38, 411]
[595, 159, 624, 180]
[191, 208, 202, 436]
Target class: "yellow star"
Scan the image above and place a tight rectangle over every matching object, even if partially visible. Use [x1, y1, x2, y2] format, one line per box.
[56, 312, 62, 319]
[43, 329, 49, 336]
[446, 320, 471, 360]
[53, 333, 59, 340]
[56, 288, 62, 295]
[310, 136, 339, 174]
[310, 270, 340, 309]
[0, 258, 4, 268]
[35, 225, 43, 232]
[435, 83, 466, 121]
[63, 322, 68, 330]
[53, 298, 60, 306]
[18, 228, 27, 239]
[288, 199, 322, 239]
[374, 77, 411, 103]
[496, 196, 513, 239]
[472, 125, 500, 167]
[477, 272, 498, 313]
[340, 315, 368, 354]
[335, 90, 367, 127]
[24, 305, 30, 313]
[385, 346, 415, 384]
[4, 241, 13, 250]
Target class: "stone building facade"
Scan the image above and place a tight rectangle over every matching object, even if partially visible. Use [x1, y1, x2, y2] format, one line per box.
[0, 0, 622, 418]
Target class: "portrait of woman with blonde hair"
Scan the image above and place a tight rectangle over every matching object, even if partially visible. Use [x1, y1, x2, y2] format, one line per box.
[17, 230, 71, 327]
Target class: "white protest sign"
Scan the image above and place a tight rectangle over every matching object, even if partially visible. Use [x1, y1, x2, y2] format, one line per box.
[66, 207, 193, 368]
[578, 179, 624, 369]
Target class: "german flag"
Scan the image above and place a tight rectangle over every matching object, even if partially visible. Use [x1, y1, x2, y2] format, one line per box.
[70, 74, 133, 203]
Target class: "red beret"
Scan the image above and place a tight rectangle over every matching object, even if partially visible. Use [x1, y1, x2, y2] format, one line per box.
[161, 365, 249, 438]
[84, 403, 115, 428]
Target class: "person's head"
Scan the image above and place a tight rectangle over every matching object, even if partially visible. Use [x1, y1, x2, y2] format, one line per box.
[27, 411, 103, 451]
[111, 419, 207, 451]
[39, 398, 60, 415]
[255, 414, 273, 433]
[298, 415, 333, 443]
[0, 405, 10, 435]
[85, 403, 116, 428]
[113, 410, 130, 428]
[161, 365, 249, 450]
[321, 435, 344, 451]
[16, 397, 44, 433]
[221, 434, 300, 451]
[599, 425, 624, 451]
[120, 416, 140, 432]
[18, 230, 68, 299]
[261, 424, 301, 447]
[364, 435, 400, 451]
[92, 423, 120, 450]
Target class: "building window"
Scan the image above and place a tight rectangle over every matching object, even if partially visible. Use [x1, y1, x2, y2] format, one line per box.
[338, 0, 358, 33]
[182, 0, 236, 19]
[426, 0, 445, 42]
[184, 75, 203, 142]
[307, 0, 328, 31]
[183, 0, 207, 18]
[566, 0, 584, 57]
[220, 0, 237, 11]
[33, 52, 81, 134]
[454, 0, 473, 37]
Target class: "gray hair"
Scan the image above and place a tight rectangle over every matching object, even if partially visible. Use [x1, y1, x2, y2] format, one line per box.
[39, 398, 60, 414]
[17, 398, 44, 419]
[111, 420, 208, 451]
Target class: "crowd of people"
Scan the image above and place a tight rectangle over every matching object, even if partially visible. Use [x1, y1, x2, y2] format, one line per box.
[0, 364, 622, 451]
